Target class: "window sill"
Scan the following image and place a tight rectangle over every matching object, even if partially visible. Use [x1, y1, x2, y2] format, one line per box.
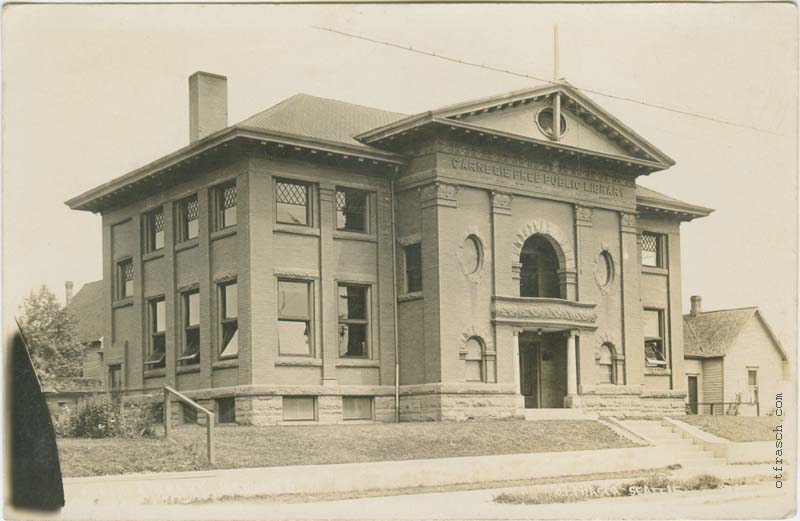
[175, 238, 199, 253]
[112, 298, 133, 309]
[177, 365, 200, 374]
[641, 266, 668, 276]
[644, 367, 671, 376]
[274, 224, 321, 237]
[333, 231, 377, 243]
[398, 291, 423, 303]
[276, 357, 322, 367]
[213, 359, 239, 370]
[211, 227, 237, 242]
[336, 358, 380, 368]
[142, 250, 165, 262]
[144, 368, 166, 379]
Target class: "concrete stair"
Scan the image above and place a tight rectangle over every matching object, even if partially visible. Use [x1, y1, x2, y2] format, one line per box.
[620, 419, 727, 469]
[519, 408, 599, 420]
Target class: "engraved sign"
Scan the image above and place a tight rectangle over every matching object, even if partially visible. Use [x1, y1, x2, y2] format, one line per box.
[449, 157, 625, 198]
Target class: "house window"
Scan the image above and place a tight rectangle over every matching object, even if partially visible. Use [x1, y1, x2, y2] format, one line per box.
[144, 207, 165, 252]
[219, 281, 238, 359]
[276, 180, 310, 226]
[216, 397, 236, 424]
[278, 280, 312, 356]
[338, 284, 368, 357]
[178, 195, 199, 241]
[178, 290, 200, 366]
[465, 337, 483, 382]
[336, 187, 368, 233]
[215, 182, 237, 230]
[116, 259, 134, 300]
[109, 365, 122, 391]
[748, 369, 759, 404]
[282, 397, 316, 421]
[404, 243, 422, 293]
[641, 232, 664, 268]
[144, 298, 166, 369]
[598, 344, 616, 384]
[643, 309, 667, 367]
[343, 397, 373, 421]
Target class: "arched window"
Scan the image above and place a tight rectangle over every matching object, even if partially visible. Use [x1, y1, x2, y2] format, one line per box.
[520, 235, 561, 298]
[598, 343, 616, 384]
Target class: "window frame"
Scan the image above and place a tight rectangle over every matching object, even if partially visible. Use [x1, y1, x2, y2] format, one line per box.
[643, 308, 668, 367]
[342, 396, 374, 421]
[178, 289, 200, 366]
[597, 343, 616, 384]
[747, 368, 759, 403]
[218, 280, 239, 360]
[108, 364, 122, 391]
[177, 194, 200, 242]
[143, 207, 165, 253]
[216, 397, 236, 424]
[277, 278, 314, 357]
[337, 283, 370, 358]
[116, 258, 134, 300]
[335, 186, 370, 234]
[144, 297, 166, 370]
[404, 243, 422, 293]
[282, 396, 317, 421]
[641, 232, 665, 268]
[275, 178, 313, 227]
[214, 181, 238, 231]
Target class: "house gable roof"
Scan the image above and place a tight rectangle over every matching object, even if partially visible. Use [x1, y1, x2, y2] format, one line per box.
[683, 307, 787, 360]
[66, 280, 103, 345]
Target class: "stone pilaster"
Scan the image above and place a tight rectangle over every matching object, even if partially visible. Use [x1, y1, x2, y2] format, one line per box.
[163, 200, 177, 387]
[197, 188, 213, 386]
[574, 205, 594, 302]
[619, 212, 642, 386]
[319, 183, 338, 385]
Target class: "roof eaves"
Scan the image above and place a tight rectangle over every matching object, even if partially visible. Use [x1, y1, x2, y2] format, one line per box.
[753, 310, 789, 361]
[354, 111, 436, 142]
[637, 195, 714, 220]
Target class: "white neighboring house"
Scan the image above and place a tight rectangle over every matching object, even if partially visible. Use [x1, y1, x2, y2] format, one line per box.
[683, 296, 789, 416]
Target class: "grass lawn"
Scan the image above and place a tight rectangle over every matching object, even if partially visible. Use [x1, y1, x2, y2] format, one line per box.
[678, 416, 779, 442]
[58, 419, 634, 478]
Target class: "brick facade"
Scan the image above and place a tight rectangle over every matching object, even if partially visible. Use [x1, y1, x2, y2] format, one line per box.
[67, 78, 713, 424]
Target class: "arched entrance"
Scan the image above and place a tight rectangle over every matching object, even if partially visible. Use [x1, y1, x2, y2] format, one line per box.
[519, 234, 561, 298]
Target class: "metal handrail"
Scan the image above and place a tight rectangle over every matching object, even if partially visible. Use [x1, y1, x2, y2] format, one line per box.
[163, 386, 215, 464]
[686, 400, 759, 416]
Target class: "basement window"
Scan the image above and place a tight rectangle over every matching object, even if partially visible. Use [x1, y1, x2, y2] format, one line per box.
[216, 397, 236, 424]
[283, 397, 316, 421]
[343, 397, 373, 421]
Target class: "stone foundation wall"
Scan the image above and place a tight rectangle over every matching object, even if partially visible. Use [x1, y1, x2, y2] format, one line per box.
[579, 384, 687, 418]
[399, 383, 520, 422]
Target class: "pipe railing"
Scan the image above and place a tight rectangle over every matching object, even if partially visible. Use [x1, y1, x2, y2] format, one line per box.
[163, 386, 215, 464]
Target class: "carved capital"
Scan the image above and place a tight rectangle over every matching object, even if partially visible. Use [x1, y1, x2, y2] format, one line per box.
[575, 205, 593, 224]
[491, 191, 513, 215]
[620, 212, 638, 232]
[419, 182, 458, 208]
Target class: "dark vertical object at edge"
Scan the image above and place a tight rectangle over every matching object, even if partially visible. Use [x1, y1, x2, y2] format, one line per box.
[9, 331, 65, 510]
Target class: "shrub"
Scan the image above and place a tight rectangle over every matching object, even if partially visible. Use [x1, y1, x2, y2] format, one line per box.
[73, 399, 121, 438]
[59, 397, 161, 438]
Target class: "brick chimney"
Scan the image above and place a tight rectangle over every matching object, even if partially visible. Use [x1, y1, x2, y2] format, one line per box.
[690, 295, 702, 316]
[65, 281, 74, 306]
[189, 71, 228, 143]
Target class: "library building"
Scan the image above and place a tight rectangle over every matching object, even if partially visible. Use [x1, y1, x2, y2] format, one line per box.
[66, 72, 712, 424]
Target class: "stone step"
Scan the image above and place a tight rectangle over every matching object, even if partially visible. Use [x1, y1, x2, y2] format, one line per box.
[519, 408, 599, 420]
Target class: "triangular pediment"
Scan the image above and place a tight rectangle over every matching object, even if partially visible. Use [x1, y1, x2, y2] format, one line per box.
[435, 82, 673, 167]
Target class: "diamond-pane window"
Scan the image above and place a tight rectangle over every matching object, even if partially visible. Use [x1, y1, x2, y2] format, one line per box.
[641, 233, 662, 268]
[146, 208, 165, 252]
[180, 196, 199, 241]
[217, 183, 237, 230]
[117, 259, 134, 299]
[336, 188, 368, 232]
[276, 181, 309, 226]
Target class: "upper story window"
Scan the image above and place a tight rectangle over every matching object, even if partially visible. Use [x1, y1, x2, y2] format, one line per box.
[641, 232, 665, 268]
[144, 207, 165, 253]
[145, 297, 166, 369]
[116, 258, 134, 300]
[219, 280, 238, 359]
[404, 243, 422, 293]
[336, 187, 368, 233]
[520, 235, 561, 298]
[178, 195, 199, 242]
[276, 180, 310, 226]
[277, 279, 312, 356]
[215, 182, 237, 231]
[338, 284, 369, 357]
[643, 308, 667, 367]
[178, 290, 200, 366]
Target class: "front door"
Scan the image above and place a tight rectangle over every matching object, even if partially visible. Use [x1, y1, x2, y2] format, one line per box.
[687, 375, 698, 414]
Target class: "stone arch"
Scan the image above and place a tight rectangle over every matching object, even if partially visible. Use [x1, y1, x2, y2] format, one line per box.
[458, 325, 495, 355]
[511, 219, 576, 271]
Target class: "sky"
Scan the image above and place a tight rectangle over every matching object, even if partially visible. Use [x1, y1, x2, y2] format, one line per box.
[2, 3, 797, 354]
